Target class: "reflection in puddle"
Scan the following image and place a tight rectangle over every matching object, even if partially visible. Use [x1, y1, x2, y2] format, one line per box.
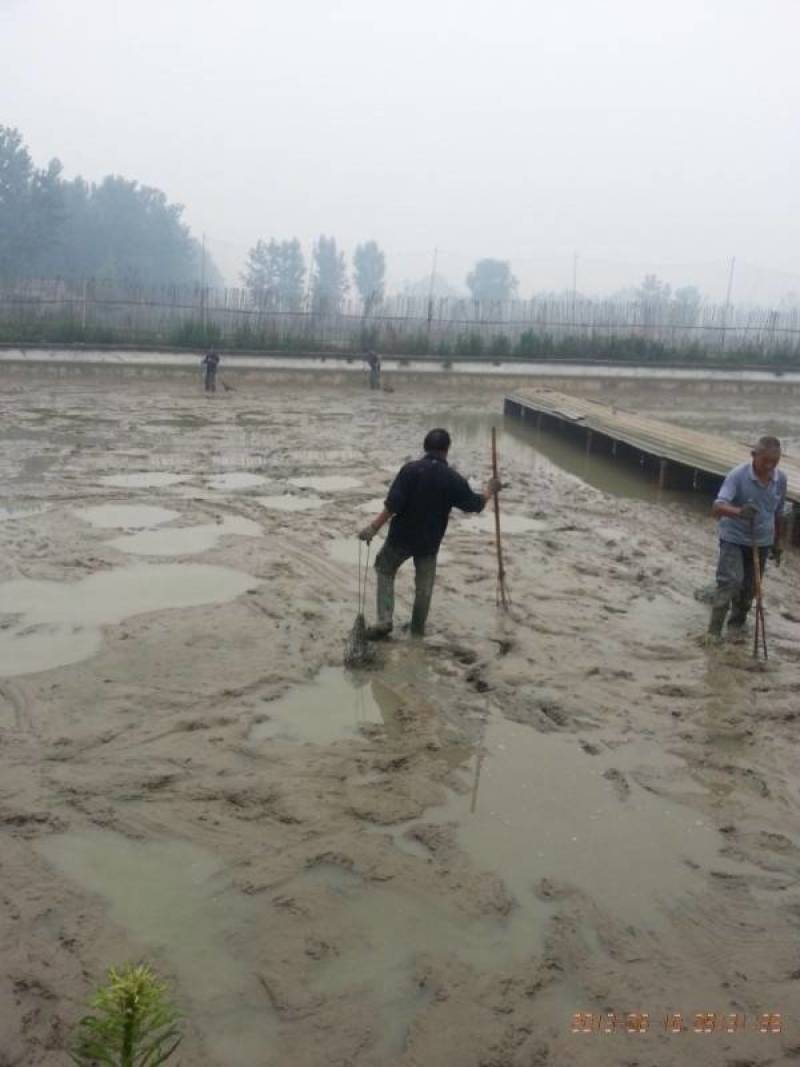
[289, 475, 363, 492]
[99, 472, 187, 488]
[109, 516, 262, 556]
[250, 667, 403, 745]
[424, 714, 739, 924]
[79, 504, 179, 529]
[256, 494, 324, 512]
[206, 472, 267, 490]
[0, 563, 258, 676]
[442, 413, 712, 515]
[37, 831, 277, 1066]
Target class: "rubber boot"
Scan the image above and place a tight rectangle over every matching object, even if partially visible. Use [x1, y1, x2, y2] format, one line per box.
[707, 604, 728, 639]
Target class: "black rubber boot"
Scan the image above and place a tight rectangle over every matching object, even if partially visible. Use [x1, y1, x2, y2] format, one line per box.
[707, 604, 728, 639]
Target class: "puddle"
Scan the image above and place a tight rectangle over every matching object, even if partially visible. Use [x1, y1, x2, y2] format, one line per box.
[0, 563, 258, 676]
[206, 472, 267, 491]
[282, 862, 537, 1057]
[37, 831, 277, 1066]
[78, 505, 179, 529]
[109, 516, 262, 556]
[289, 475, 363, 492]
[255, 494, 324, 512]
[99, 472, 187, 488]
[250, 667, 404, 745]
[0, 503, 48, 522]
[356, 497, 386, 514]
[327, 537, 452, 567]
[423, 713, 741, 925]
[455, 513, 547, 535]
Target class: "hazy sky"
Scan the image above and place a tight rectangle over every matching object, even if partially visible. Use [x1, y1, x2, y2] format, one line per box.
[3, 0, 800, 301]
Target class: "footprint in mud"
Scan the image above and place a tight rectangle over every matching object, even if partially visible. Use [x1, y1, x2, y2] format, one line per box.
[602, 768, 630, 801]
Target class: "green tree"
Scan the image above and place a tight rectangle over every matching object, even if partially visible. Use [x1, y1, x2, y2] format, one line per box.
[242, 237, 305, 309]
[353, 240, 385, 315]
[671, 285, 702, 325]
[466, 258, 518, 302]
[636, 273, 671, 327]
[0, 126, 218, 286]
[311, 234, 348, 315]
[0, 126, 66, 278]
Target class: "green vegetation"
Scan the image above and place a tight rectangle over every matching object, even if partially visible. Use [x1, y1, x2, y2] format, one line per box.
[0, 126, 218, 286]
[1, 314, 799, 369]
[71, 963, 182, 1067]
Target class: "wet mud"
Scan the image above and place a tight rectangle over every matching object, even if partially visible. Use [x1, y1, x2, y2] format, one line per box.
[1, 370, 799, 1066]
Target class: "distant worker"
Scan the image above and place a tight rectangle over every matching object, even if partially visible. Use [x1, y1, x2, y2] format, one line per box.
[706, 435, 786, 641]
[358, 428, 502, 638]
[365, 350, 381, 390]
[201, 349, 220, 393]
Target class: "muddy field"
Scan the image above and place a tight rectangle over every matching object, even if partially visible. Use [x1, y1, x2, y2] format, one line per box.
[1, 366, 799, 1066]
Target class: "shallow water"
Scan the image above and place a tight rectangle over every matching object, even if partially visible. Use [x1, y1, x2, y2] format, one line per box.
[444, 412, 713, 515]
[289, 475, 363, 492]
[250, 666, 404, 745]
[422, 712, 743, 925]
[109, 516, 262, 556]
[0, 563, 258, 675]
[37, 831, 277, 1066]
[99, 471, 188, 488]
[206, 472, 267, 490]
[255, 493, 324, 512]
[78, 504, 179, 529]
[281, 861, 541, 1057]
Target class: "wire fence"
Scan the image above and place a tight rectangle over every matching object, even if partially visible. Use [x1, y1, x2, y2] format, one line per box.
[2, 278, 800, 359]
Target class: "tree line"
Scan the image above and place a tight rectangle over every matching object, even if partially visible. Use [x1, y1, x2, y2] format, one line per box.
[0, 126, 220, 287]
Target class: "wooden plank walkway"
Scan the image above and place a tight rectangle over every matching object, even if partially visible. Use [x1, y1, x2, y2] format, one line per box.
[504, 387, 800, 505]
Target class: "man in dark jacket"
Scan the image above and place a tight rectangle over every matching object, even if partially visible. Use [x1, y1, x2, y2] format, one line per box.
[358, 428, 501, 638]
[201, 350, 220, 392]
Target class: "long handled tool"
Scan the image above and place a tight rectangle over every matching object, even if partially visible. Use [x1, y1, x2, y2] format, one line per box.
[491, 427, 510, 610]
[750, 517, 768, 660]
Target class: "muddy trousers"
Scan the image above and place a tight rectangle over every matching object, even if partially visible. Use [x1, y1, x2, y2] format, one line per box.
[374, 542, 437, 636]
[710, 540, 769, 633]
[205, 372, 217, 392]
[369, 368, 381, 390]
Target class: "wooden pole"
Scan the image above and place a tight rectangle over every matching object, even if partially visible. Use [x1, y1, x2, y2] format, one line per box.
[751, 518, 768, 660]
[491, 427, 509, 610]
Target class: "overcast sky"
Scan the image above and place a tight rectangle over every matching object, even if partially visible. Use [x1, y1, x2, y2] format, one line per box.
[3, 0, 800, 301]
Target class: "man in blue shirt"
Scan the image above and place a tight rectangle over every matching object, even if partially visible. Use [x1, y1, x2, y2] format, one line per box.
[707, 436, 786, 640]
[358, 428, 501, 638]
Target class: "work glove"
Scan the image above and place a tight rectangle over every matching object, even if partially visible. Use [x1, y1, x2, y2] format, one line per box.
[486, 476, 505, 495]
[739, 504, 758, 520]
[769, 545, 783, 567]
[358, 523, 377, 543]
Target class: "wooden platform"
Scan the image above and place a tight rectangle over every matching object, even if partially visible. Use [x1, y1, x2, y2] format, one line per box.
[504, 387, 800, 506]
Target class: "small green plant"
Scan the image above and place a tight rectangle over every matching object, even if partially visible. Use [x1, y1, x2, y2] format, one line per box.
[71, 963, 182, 1067]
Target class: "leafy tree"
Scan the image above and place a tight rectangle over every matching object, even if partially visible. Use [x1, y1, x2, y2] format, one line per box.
[466, 258, 518, 302]
[353, 240, 385, 315]
[242, 238, 305, 309]
[636, 273, 671, 326]
[311, 235, 348, 315]
[672, 285, 702, 326]
[0, 126, 65, 278]
[0, 125, 218, 286]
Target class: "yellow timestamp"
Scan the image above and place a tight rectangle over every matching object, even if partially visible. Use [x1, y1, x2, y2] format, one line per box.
[571, 1011, 783, 1034]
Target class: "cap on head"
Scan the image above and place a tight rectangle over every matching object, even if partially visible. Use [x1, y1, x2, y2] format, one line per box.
[424, 428, 451, 453]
